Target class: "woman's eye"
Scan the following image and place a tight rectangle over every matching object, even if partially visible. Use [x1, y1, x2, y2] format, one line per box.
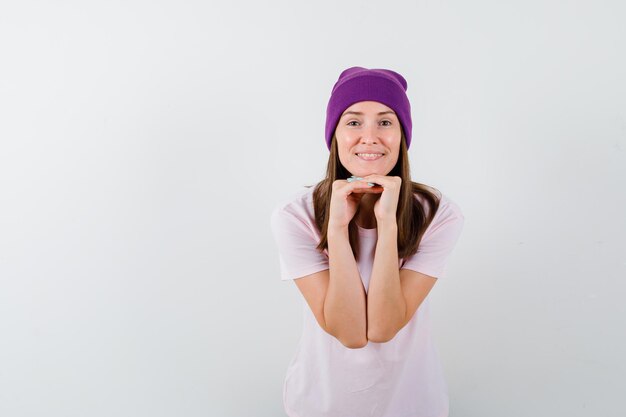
[346, 120, 391, 126]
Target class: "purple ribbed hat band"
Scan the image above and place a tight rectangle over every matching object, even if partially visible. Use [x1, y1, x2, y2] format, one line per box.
[325, 66, 412, 151]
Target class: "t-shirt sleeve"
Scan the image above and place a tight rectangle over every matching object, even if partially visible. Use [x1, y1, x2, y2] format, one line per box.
[400, 201, 465, 279]
[270, 205, 330, 281]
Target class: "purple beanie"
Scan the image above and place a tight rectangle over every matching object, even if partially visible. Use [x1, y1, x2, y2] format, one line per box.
[325, 66, 412, 151]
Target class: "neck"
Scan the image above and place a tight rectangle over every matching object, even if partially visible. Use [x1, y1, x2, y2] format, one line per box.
[355, 193, 380, 228]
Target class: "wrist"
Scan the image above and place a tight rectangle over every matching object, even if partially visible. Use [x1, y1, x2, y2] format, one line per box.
[376, 217, 397, 230]
[327, 222, 349, 236]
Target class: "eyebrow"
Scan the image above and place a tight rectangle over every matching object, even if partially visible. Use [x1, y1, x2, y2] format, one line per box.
[341, 110, 396, 118]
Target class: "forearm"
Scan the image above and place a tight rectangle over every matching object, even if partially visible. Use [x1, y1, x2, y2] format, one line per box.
[367, 220, 406, 342]
[324, 225, 368, 348]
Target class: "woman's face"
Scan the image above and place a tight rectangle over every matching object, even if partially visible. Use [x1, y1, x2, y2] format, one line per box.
[334, 101, 402, 177]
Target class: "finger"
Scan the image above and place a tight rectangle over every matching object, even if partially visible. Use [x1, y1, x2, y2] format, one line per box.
[350, 181, 381, 191]
[350, 186, 384, 194]
[353, 181, 384, 188]
[352, 189, 383, 194]
[369, 174, 401, 186]
[340, 179, 383, 195]
[347, 177, 382, 187]
[359, 175, 388, 187]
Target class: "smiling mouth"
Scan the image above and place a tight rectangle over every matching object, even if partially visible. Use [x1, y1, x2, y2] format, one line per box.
[355, 153, 384, 161]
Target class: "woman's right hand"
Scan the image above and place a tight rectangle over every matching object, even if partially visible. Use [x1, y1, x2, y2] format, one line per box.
[328, 178, 382, 230]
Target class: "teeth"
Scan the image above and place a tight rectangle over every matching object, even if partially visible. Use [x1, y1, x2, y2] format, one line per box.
[356, 153, 383, 157]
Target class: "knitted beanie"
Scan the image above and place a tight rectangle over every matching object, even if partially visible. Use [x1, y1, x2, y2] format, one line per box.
[325, 66, 412, 151]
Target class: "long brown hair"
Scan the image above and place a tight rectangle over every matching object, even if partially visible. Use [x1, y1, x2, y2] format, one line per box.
[305, 130, 441, 262]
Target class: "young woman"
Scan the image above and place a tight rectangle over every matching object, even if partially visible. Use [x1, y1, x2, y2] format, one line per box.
[270, 66, 465, 417]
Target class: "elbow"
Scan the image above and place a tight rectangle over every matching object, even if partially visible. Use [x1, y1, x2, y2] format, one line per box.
[339, 337, 368, 349]
[324, 323, 368, 349]
[367, 329, 396, 344]
[327, 326, 367, 349]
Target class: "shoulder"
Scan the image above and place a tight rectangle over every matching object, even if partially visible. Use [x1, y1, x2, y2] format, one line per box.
[437, 192, 464, 221]
[270, 185, 318, 230]
[413, 185, 464, 221]
[271, 185, 315, 216]
[270, 185, 326, 250]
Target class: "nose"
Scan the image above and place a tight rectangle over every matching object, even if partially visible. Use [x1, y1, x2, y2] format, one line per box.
[360, 125, 379, 144]
[360, 137, 378, 146]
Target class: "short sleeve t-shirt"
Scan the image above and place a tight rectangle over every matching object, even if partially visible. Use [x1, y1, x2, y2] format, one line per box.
[270, 185, 465, 417]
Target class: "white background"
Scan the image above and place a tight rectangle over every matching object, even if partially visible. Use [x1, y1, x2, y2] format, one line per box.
[1, 1, 625, 416]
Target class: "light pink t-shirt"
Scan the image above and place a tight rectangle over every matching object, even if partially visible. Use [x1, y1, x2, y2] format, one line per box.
[270, 185, 465, 417]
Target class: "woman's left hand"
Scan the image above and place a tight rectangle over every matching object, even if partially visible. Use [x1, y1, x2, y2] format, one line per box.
[360, 175, 402, 223]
